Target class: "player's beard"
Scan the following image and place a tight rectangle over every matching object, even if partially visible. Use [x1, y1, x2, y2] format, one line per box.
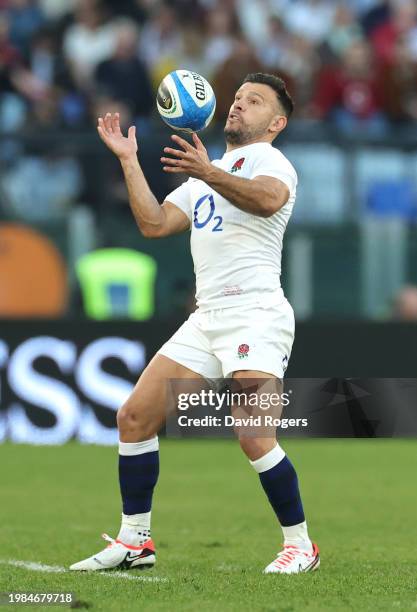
[224, 118, 270, 145]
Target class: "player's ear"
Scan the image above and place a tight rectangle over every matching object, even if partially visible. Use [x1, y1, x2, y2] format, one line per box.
[270, 115, 287, 136]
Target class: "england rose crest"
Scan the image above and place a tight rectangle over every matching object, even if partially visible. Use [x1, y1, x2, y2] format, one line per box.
[237, 343, 250, 359]
[231, 157, 245, 173]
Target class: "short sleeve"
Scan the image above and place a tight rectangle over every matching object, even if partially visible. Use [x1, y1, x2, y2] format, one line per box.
[250, 149, 297, 194]
[164, 179, 192, 220]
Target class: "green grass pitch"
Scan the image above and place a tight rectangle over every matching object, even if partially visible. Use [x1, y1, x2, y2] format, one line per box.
[0, 439, 416, 611]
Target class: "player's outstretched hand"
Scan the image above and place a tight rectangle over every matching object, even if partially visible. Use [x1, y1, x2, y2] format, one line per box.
[161, 132, 211, 180]
[97, 113, 137, 161]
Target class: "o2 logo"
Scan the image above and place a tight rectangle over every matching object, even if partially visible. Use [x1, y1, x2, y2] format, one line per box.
[193, 194, 223, 232]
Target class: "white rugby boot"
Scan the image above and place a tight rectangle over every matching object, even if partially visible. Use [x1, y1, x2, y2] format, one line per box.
[69, 533, 156, 571]
[264, 542, 320, 574]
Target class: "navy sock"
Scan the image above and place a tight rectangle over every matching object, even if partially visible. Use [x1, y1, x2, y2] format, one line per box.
[259, 456, 305, 527]
[118, 450, 159, 515]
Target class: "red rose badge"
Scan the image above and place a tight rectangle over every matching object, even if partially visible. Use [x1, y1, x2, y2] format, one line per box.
[231, 157, 245, 173]
[237, 343, 250, 359]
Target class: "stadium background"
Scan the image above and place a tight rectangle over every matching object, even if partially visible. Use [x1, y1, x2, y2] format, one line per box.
[0, 1, 416, 610]
[1, 0, 417, 438]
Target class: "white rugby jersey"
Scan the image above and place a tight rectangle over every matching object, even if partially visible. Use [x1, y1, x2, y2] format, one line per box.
[165, 142, 297, 311]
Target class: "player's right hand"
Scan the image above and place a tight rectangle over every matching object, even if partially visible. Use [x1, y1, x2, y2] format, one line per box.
[97, 113, 138, 161]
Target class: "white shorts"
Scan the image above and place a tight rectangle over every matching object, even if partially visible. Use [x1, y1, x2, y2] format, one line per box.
[158, 296, 295, 380]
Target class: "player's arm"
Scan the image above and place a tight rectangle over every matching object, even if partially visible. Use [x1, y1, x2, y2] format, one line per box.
[203, 172, 288, 218]
[120, 154, 190, 238]
[161, 133, 289, 218]
[97, 113, 190, 238]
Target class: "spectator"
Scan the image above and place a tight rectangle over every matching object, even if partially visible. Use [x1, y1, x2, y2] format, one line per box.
[371, 0, 417, 64]
[2, 93, 84, 222]
[359, 0, 390, 37]
[259, 19, 318, 115]
[0, 12, 50, 109]
[28, 28, 88, 127]
[283, 0, 336, 44]
[101, 0, 148, 24]
[87, 94, 134, 213]
[392, 286, 417, 321]
[204, 6, 237, 75]
[257, 15, 290, 70]
[0, 11, 27, 131]
[38, 0, 77, 21]
[325, 4, 363, 59]
[63, 0, 118, 89]
[349, 0, 384, 19]
[95, 19, 153, 120]
[212, 37, 264, 121]
[138, 3, 181, 86]
[284, 34, 320, 116]
[378, 35, 417, 122]
[29, 28, 74, 90]
[0, 11, 22, 93]
[311, 39, 386, 133]
[235, 0, 271, 50]
[25, 89, 69, 131]
[175, 26, 211, 78]
[7, 0, 45, 55]
[269, 0, 291, 13]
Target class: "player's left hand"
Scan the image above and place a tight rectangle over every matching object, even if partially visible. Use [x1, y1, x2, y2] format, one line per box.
[161, 133, 211, 179]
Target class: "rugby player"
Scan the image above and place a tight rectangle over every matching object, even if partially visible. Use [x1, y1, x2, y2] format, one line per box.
[70, 73, 320, 574]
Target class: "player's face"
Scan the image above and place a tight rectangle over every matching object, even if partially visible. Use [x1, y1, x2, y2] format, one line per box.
[224, 82, 286, 145]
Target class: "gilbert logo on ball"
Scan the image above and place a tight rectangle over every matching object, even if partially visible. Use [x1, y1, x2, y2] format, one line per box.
[156, 70, 216, 132]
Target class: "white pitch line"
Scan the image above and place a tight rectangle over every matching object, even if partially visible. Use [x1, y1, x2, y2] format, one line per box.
[4, 560, 64, 573]
[0, 560, 168, 583]
[102, 570, 167, 582]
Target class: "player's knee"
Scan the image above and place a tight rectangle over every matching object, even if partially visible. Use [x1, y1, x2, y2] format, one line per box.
[116, 406, 135, 434]
[117, 405, 155, 440]
[238, 437, 276, 461]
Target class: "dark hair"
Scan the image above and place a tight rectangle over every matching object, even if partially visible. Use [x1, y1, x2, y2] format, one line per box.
[242, 73, 294, 118]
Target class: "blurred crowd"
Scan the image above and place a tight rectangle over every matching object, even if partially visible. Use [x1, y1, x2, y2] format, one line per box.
[1, 0, 417, 222]
[1, 0, 417, 135]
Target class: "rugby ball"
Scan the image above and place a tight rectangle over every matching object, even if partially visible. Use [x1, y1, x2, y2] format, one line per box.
[156, 70, 216, 132]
